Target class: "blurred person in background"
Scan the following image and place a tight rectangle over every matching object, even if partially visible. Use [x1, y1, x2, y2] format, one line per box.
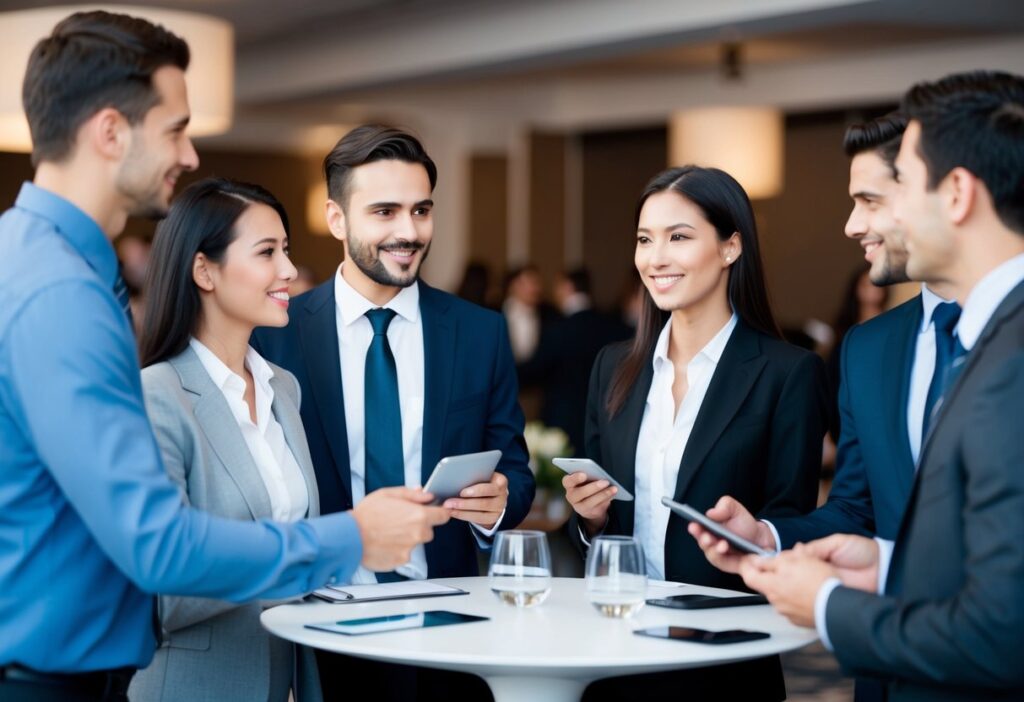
[518, 267, 631, 455]
[115, 232, 152, 335]
[502, 264, 560, 362]
[565, 165, 828, 702]
[456, 260, 493, 308]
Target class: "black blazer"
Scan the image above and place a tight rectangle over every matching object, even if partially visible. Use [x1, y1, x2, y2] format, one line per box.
[572, 319, 827, 702]
[570, 319, 827, 591]
[827, 279, 1024, 702]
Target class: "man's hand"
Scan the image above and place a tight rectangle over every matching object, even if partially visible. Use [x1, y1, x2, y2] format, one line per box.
[352, 487, 450, 571]
[687, 495, 778, 573]
[444, 471, 508, 529]
[563, 472, 616, 537]
[738, 551, 836, 628]
[797, 534, 879, 593]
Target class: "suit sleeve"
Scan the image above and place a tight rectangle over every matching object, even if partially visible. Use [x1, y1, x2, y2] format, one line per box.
[772, 329, 875, 547]
[486, 316, 536, 530]
[566, 345, 611, 559]
[140, 372, 243, 633]
[756, 351, 828, 520]
[825, 353, 1024, 689]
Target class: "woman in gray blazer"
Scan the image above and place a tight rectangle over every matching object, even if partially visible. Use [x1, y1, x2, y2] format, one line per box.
[129, 178, 322, 702]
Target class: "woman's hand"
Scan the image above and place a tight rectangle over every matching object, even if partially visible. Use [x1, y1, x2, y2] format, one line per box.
[563, 472, 617, 536]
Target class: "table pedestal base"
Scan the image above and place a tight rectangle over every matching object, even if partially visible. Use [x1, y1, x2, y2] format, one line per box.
[483, 674, 591, 702]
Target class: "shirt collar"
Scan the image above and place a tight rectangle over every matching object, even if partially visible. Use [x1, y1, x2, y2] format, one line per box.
[652, 313, 738, 371]
[918, 283, 955, 333]
[334, 264, 420, 327]
[189, 338, 274, 394]
[14, 182, 118, 289]
[957, 252, 1024, 351]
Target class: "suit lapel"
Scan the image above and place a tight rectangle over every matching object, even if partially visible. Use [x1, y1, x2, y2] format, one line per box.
[606, 352, 653, 535]
[171, 348, 273, 520]
[299, 281, 352, 500]
[420, 283, 455, 484]
[884, 297, 922, 497]
[269, 372, 320, 517]
[672, 322, 767, 501]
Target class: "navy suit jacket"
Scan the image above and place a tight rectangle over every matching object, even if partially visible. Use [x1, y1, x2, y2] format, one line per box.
[771, 296, 922, 546]
[253, 279, 535, 578]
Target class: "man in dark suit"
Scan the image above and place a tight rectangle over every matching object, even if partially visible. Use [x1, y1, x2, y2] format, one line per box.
[253, 125, 534, 701]
[518, 267, 631, 455]
[733, 71, 1024, 701]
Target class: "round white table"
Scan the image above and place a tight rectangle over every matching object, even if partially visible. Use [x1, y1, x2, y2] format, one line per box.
[262, 577, 817, 702]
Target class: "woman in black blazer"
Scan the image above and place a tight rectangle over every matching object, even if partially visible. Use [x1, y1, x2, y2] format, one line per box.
[566, 165, 828, 701]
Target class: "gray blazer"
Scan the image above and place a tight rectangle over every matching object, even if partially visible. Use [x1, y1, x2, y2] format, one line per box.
[129, 346, 323, 702]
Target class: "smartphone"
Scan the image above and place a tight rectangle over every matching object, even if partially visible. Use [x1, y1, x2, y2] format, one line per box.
[660, 497, 773, 557]
[635, 626, 770, 644]
[552, 458, 634, 501]
[305, 610, 489, 636]
[422, 450, 502, 503]
[646, 593, 768, 610]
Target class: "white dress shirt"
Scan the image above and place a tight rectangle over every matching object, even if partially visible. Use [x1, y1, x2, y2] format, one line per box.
[189, 338, 309, 523]
[334, 267, 502, 584]
[906, 284, 953, 464]
[503, 297, 541, 362]
[633, 314, 738, 581]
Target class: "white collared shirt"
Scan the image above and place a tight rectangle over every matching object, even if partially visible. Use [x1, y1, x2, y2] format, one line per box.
[907, 284, 955, 464]
[189, 338, 309, 523]
[956, 253, 1024, 351]
[334, 268, 428, 583]
[503, 297, 541, 362]
[633, 314, 738, 581]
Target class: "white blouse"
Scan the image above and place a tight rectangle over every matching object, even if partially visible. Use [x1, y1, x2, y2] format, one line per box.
[189, 338, 309, 522]
[633, 314, 737, 581]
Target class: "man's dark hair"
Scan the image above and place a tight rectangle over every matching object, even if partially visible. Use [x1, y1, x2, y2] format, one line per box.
[843, 112, 907, 177]
[563, 267, 592, 296]
[901, 70, 1024, 235]
[22, 10, 190, 167]
[323, 124, 437, 209]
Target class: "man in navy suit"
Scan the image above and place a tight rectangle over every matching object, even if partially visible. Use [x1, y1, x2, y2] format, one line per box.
[254, 125, 534, 701]
[733, 69, 1024, 702]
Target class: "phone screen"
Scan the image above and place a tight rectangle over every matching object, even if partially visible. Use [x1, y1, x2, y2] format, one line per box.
[306, 610, 488, 636]
[635, 626, 770, 644]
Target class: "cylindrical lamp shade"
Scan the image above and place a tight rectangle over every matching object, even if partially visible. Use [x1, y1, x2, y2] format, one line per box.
[0, 5, 233, 153]
[668, 107, 784, 200]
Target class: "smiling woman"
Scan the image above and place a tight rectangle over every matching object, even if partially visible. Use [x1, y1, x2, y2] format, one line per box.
[131, 178, 323, 702]
[565, 165, 828, 702]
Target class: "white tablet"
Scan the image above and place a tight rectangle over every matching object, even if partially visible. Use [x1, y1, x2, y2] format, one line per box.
[422, 450, 502, 504]
[551, 457, 634, 501]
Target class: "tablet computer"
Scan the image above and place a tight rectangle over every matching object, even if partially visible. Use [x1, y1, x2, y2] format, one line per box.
[660, 497, 774, 557]
[552, 458, 633, 501]
[422, 450, 502, 504]
[305, 610, 488, 636]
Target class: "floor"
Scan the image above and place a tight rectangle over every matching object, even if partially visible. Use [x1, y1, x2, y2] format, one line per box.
[782, 641, 854, 702]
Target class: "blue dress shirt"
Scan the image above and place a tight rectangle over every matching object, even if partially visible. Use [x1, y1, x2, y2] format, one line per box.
[0, 183, 362, 673]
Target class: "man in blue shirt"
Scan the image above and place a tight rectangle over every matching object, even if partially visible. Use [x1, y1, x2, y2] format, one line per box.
[0, 11, 448, 701]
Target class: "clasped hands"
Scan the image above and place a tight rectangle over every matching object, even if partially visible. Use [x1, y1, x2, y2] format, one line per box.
[689, 496, 880, 628]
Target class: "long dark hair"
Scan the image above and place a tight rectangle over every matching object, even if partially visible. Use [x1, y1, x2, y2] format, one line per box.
[606, 165, 781, 417]
[138, 177, 290, 367]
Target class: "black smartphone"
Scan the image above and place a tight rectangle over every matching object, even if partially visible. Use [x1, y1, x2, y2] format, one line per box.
[635, 626, 770, 644]
[646, 593, 768, 610]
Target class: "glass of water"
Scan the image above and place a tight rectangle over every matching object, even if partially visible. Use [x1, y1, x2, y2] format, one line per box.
[488, 530, 552, 607]
[585, 535, 647, 618]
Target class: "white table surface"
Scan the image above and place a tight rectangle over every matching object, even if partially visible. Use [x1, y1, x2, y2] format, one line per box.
[262, 576, 817, 702]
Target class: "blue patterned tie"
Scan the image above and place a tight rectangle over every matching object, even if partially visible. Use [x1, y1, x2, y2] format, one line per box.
[364, 308, 406, 583]
[113, 267, 135, 331]
[922, 302, 962, 437]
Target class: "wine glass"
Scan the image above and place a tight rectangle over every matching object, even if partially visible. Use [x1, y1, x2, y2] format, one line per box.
[487, 530, 552, 607]
[585, 535, 647, 618]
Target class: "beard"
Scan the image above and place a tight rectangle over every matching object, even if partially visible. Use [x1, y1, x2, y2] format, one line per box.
[347, 233, 430, 288]
[116, 137, 172, 220]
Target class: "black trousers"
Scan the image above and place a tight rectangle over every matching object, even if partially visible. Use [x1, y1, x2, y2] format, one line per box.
[315, 650, 493, 702]
[0, 666, 133, 702]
